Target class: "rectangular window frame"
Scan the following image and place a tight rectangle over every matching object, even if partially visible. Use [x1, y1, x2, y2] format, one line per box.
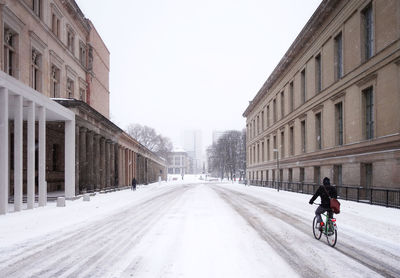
[334, 32, 343, 81]
[301, 69, 306, 104]
[315, 53, 322, 93]
[361, 3, 374, 61]
[315, 112, 322, 150]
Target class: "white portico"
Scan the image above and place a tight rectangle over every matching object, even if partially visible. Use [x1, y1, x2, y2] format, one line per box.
[0, 71, 75, 215]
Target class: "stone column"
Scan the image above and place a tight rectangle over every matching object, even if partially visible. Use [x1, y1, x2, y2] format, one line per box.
[13, 95, 23, 212]
[122, 148, 126, 186]
[38, 106, 46, 207]
[105, 140, 110, 187]
[100, 137, 105, 189]
[75, 125, 80, 195]
[94, 135, 101, 190]
[110, 142, 115, 187]
[27, 101, 35, 209]
[86, 131, 94, 191]
[133, 152, 136, 180]
[79, 127, 87, 192]
[118, 146, 123, 186]
[114, 144, 119, 187]
[0, 88, 9, 215]
[65, 120, 75, 198]
[129, 150, 133, 185]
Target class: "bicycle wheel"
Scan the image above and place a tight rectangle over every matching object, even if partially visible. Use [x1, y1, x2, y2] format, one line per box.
[312, 216, 322, 240]
[326, 220, 337, 247]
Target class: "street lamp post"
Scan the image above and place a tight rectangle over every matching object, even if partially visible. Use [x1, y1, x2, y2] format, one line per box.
[273, 148, 279, 191]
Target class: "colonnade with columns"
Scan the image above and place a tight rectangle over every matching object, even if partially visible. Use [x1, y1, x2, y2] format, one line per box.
[75, 126, 143, 193]
[118, 146, 137, 187]
[0, 72, 75, 215]
[75, 126, 119, 193]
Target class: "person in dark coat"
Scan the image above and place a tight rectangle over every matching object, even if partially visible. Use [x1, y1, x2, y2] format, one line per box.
[131, 177, 137, 191]
[309, 177, 337, 227]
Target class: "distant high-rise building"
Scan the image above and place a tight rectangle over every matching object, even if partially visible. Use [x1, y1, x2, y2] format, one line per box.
[182, 130, 203, 174]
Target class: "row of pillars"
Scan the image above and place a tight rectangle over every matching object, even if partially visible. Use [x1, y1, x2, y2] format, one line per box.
[118, 145, 137, 187]
[75, 127, 138, 193]
[0, 87, 75, 215]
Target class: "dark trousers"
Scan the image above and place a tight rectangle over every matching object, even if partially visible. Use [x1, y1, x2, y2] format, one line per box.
[315, 205, 333, 223]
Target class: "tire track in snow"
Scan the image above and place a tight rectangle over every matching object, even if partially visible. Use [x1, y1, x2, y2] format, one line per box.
[0, 186, 190, 278]
[217, 187, 400, 278]
[212, 185, 399, 278]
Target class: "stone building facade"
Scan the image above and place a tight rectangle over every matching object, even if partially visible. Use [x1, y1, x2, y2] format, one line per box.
[0, 0, 166, 214]
[243, 0, 400, 189]
[168, 149, 189, 175]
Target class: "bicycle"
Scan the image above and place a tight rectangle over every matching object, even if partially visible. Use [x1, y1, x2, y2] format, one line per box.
[312, 204, 338, 247]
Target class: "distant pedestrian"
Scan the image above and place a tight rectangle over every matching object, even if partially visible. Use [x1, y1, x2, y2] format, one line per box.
[131, 177, 137, 191]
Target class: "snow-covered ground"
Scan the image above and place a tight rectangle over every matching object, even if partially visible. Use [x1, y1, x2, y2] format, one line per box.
[0, 178, 399, 278]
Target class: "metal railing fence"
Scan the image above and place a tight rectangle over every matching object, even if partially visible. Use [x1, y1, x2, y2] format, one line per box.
[242, 180, 400, 208]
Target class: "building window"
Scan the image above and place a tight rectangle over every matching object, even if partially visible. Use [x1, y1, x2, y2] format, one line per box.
[31, 49, 41, 91]
[261, 110, 264, 131]
[273, 99, 277, 123]
[315, 112, 322, 150]
[66, 78, 74, 98]
[315, 54, 322, 93]
[289, 81, 294, 112]
[280, 131, 285, 158]
[334, 165, 342, 186]
[32, 0, 42, 18]
[334, 32, 343, 80]
[257, 115, 260, 135]
[3, 28, 17, 77]
[51, 13, 60, 38]
[363, 87, 374, 140]
[79, 41, 87, 67]
[314, 166, 321, 184]
[50, 65, 60, 98]
[257, 144, 260, 163]
[261, 141, 264, 162]
[288, 168, 293, 183]
[301, 120, 306, 153]
[174, 156, 180, 166]
[253, 146, 256, 164]
[79, 88, 86, 102]
[280, 91, 284, 119]
[335, 102, 343, 145]
[67, 28, 75, 54]
[301, 69, 306, 104]
[267, 139, 270, 161]
[273, 135, 277, 159]
[266, 105, 270, 127]
[362, 3, 374, 61]
[289, 126, 294, 156]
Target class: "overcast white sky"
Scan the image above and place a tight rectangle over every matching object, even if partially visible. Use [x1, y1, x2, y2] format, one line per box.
[75, 0, 321, 150]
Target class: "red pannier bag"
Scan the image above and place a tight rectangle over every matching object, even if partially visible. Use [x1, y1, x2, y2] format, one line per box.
[330, 198, 341, 214]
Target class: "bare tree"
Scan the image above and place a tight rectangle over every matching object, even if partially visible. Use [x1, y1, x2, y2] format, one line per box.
[207, 130, 246, 180]
[126, 123, 172, 159]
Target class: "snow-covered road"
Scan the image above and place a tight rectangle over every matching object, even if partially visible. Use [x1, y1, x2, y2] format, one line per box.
[0, 181, 399, 278]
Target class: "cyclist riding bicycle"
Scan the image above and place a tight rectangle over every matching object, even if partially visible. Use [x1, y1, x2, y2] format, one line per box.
[309, 177, 337, 230]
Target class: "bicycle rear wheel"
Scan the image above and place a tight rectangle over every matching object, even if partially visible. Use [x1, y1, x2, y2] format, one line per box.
[312, 216, 322, 240]
[326, 220, 337, 247]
